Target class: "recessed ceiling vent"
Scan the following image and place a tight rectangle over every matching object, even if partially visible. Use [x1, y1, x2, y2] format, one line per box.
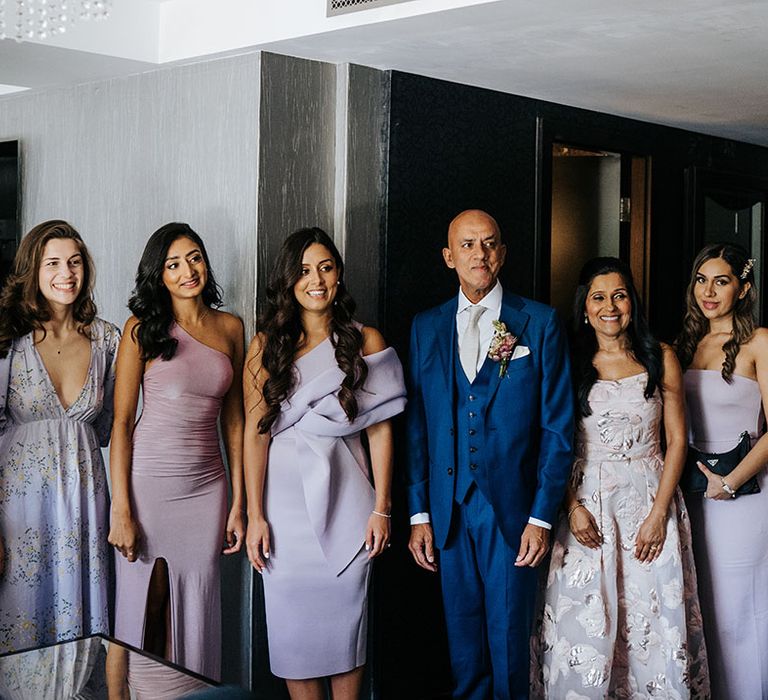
[327, 0, 416, 17]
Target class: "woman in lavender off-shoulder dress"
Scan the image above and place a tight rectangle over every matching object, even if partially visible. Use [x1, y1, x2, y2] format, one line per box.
[244, 228, 405, 700]
[676, 243, 768, 700]
[108, 223, 245, 682]
[533, 257, 709, 699]
[0, 220, 119, 653]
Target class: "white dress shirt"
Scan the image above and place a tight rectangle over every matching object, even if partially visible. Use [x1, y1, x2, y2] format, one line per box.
[411, 281, 551, 530]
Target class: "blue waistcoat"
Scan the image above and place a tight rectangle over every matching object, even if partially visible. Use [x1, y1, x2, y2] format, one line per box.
[454, 349, 496, 504]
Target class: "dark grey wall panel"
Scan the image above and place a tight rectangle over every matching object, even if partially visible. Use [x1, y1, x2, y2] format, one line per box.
[257, 52, 337, 312]
[343, 64, 390, 329]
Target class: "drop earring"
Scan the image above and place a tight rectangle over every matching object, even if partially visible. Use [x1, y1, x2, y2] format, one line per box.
[584, 313, 588, 325]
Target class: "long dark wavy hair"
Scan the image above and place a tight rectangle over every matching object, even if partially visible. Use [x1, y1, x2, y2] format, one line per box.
[128, 222, 222, 361]
[255, 227, 367, 434]
[0, 220, 96, 357]
[572, 257, 663, 416]
[675, 242, 757, 382]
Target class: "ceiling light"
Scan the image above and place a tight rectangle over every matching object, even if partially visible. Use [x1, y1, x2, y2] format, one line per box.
[0, 0, 112, 42]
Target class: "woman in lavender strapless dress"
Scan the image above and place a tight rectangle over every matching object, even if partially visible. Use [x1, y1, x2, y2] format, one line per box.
[108, 223, 245, 681]
[677, 243, 768, 700]
[244, 228, 406, 699]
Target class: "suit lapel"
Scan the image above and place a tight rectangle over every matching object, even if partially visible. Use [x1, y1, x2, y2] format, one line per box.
[487, 292, 530, 402]
[431, 297, 458, 396]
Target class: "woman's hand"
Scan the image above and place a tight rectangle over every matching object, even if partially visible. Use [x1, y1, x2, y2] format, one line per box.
[246, 517, 271, 573]
[634, 510, 667, 563]
[568, 505, 601, 549]
[365, 511, 391, 559]
[108, 511, 140, 562]
[697, 461, 736, 500]
[223, 508, 245, 555]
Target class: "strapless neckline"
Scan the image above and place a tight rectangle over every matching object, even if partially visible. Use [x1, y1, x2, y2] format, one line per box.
[685, 368, 758, 384]
[595, 371, 647, 384]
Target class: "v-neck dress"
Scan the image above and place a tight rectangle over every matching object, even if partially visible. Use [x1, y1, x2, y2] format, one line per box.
[262, 336, 406, 679]
[0, 318, 120, 653]
[113, 323, 233, 681]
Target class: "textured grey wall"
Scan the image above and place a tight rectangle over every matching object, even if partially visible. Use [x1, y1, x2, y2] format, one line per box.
[0, 54, 261, 336]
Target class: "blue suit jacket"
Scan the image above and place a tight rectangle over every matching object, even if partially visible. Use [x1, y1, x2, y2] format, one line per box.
[406, 289, 575, 550]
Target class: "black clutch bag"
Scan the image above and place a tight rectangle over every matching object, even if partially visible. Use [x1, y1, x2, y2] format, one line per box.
[681, 430, 760, 496]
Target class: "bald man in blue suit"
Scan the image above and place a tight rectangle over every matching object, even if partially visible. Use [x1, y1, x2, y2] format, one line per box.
[406, 210, 574, 699]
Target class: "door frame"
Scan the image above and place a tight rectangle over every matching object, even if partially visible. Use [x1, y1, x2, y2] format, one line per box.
[684, 166, 767, 324]
[534, 116, 651, 306]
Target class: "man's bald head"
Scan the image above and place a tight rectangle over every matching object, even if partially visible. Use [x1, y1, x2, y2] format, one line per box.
[443, 209, 506, 304]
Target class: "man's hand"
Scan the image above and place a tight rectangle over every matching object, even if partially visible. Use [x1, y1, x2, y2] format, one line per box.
[515, 523, 550, 567]
[408, 523, 438, 572]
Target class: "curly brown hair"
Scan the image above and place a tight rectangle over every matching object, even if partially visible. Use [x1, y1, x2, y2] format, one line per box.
[0, 220, 97, 357]
[675, 242, 756, 382]
[253, 227, 367, 434]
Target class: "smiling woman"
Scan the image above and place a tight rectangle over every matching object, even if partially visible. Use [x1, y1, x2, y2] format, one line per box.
[243, 227, 406, 700]
[0, 219, 120, 653]
[532, 256, 710, 698]
[107, 222, 245, 684]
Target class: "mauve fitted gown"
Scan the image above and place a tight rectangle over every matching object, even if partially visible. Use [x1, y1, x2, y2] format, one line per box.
[113, 323, 232, 680]
[262, 337, 406, 679]
[685, 369, 768, 700]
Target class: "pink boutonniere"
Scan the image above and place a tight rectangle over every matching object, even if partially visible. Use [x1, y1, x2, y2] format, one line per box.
[488, 320, 518, 378]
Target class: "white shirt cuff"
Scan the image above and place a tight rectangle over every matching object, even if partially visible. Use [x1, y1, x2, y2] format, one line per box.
[528, 517, 551, 530]
[410, 512, 430, 525]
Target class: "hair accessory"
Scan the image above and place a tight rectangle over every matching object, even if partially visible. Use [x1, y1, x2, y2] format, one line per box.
[740, 258, 756, 280]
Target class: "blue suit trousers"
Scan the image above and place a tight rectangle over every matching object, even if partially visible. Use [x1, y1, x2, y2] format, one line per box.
[439, 486, 537, 700]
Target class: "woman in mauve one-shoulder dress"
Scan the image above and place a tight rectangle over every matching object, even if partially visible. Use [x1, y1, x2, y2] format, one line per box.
[108, 223, 245, 682]
[244, 228, 406, 700]
[676, 243, 768, 700]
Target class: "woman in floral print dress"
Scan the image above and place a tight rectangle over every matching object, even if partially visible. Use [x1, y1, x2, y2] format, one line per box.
[0, 221, 119, 653]
[533, 258, 709, 698]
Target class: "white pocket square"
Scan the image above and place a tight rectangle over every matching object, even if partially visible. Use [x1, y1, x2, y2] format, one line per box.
[510, 345, 530, 360]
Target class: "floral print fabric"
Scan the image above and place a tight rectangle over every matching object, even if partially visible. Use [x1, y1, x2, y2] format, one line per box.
[0, 318, 119, 653]
[533, 373, 709, 699]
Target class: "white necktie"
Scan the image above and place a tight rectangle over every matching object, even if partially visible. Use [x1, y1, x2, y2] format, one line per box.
[460, 305, 486, 382]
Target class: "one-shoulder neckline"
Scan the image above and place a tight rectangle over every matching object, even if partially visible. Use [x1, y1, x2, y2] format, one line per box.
[595, 371, 647, 384]
[173, 322, 232, 364]
[685, 368, 758, 384]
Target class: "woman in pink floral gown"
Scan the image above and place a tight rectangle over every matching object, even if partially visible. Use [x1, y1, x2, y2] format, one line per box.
[533, 258, 709, 699]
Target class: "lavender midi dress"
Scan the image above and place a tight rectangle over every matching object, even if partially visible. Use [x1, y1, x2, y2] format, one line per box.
[262, 338, 406, 679]
[0, 318, 119, 653]
[113, 323, 232, 680]
[685, 369, 768, 700]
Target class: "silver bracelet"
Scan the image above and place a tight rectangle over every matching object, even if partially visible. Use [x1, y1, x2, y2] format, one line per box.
[720, 478, 737, 498]
[372, 510, 392, 518]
